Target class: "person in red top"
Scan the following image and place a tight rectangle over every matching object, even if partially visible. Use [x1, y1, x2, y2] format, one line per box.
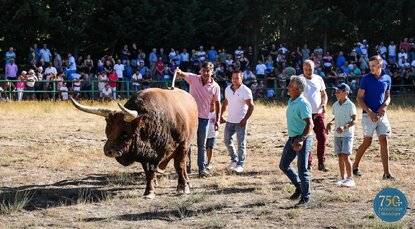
[399, 37, 410, 53]
[108, 69, 118, 99]
[155, 57, 165, 81]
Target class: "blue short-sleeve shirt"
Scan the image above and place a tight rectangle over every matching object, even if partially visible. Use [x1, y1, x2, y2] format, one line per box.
[286, 96, 312, 137]
[359, 71, 391, 114]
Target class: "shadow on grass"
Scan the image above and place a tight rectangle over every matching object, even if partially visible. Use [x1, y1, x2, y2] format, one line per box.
[0, 172, 146, 211]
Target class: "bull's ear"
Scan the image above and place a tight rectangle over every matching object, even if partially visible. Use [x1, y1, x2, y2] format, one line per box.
[117, 103, 139, 122]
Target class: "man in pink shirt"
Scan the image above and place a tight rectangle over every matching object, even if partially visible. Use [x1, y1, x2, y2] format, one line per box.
[175, 62, 221, 178]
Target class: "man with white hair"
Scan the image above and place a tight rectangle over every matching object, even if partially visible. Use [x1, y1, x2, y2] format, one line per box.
[279, 75, 314, 206]
[301, 59, 328, 172]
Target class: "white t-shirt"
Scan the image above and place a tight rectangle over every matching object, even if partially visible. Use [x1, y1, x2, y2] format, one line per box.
[207, 112, 218, 139]
[68, 56, 76, 70]
[301, 74, 326, 114]
[224, 84, 253, 123]
[45, 67, 57, 79]
[332, 99, 357, 137]
[114, 64, 125, 78]
[388, 44, 396, 56]
[256, 64, 267, 75]
[132, 73, 142, 86]
[102, 87, 112, 97]
[60, 86, 69, 100]
[235, 49, 244, 58]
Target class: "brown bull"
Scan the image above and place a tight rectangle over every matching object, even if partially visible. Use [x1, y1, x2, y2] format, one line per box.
[70, 88, 198, 198]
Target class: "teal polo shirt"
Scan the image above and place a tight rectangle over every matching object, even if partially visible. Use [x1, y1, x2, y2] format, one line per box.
[286, 96, 312, 137]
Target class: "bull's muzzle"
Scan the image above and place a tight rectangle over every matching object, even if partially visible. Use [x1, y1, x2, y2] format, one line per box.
[104, 149, 123, 158]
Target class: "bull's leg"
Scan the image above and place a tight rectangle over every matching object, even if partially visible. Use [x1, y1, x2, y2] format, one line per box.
[174, 148, 190, 195]
[156, 152, 175, 174]
[141, 162, 156, 199]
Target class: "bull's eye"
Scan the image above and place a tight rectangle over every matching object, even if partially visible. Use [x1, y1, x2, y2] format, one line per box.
[122, 134, 129, 140]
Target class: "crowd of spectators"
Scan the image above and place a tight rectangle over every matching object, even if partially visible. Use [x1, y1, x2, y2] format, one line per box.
[1, 37, 415, 101]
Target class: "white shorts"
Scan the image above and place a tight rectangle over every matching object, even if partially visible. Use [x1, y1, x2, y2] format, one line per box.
[361, 113, 391, 137]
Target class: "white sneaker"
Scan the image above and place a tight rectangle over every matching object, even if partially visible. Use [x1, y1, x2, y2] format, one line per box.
[234, 165, 244, 173]
[342, 178, 355, 187]
[227, 161, 237, 171]
[336, 179, 346, 186]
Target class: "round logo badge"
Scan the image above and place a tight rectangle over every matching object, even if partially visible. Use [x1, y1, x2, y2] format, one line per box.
[373, 188, 408, 222]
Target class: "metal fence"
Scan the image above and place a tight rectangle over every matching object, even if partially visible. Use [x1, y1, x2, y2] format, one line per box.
[0, 76, 414, 101]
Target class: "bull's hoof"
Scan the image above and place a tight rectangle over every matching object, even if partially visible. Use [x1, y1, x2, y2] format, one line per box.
[176, 183, 191, 195]
[143, 192, 156, 199]
[154, 179, 159, 187]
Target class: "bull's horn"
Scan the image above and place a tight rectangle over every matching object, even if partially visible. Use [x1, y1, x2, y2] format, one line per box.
[117, 103, 138, 122]
[70, 96, 113, 118]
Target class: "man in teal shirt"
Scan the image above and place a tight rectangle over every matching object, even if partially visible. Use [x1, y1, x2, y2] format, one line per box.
[279, 75, 314, 206]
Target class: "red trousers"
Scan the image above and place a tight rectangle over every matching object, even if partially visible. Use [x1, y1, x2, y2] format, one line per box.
[308, 112, 327, 166]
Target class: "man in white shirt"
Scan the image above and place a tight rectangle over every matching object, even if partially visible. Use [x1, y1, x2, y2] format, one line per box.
[39, 44, 52, 66]
[114, 59, 125, 97]
[301, 60, 328, 172]
[220, 70, 255, 173]
[255, 60, 267, 78]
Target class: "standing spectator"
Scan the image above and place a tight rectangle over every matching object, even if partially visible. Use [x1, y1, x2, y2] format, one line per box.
[174, 62, 221, 178]
[322, 51, 333, 74]
[336, 51, 346, 69]
[180, 49, 190, 70]
[83, 54, 94, 77]
[360, 39, 369, 57]
[120, 44, 131, 64]
[359, 54, 370, 73]
[155, 57, 165, 81]
[197, 46, 207, 63]
[159, 48, 168, 63]
[108, 69, 118, 99]
[207, 46, 218, 62]
[168, 48, 177, 63]
[5, 47, 16, 66]
[300, 60, 328, 171]
[218, 49, 227, 67]
[301, 44, 310, 62]
[353, 55, 395, 180]
[234, 46, 244, 59]
[80, 73, 92, 99]
[39, 44, 52, 67]
[399, 37, 410, 53]
[114, 59, 124, 97]
[53, 51, 63, 72]
[326, 83, 357, 187]
[138, 60, 149, 78]
[124, 60, 133, 97]
[5, 59, 18, 82]
[130, 43, 138, 68]
[149, 48, 158, 75]
[397, 49, 408, 62]
[16, 71, 26, 101]
[408, 37, 415, 62]
[388, 41, 397, 61]
[255, 60, 267, 79]
[97, 71, 108, 98]
[66, 53, 77, 80]
[379, 42, 387, 60]
[279, 75, 313, 206]
[220, 70, 254, 173]
[291, 46, 303, 66]
[28, 47, 36, 69]
[60, 82, 69, 101]
[25, 70, 37, 100]
[137, 49, 146, 65]
[246, 46, 255, 69]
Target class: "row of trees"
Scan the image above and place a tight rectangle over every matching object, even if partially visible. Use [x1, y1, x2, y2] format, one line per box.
[1, 0, 414, 61]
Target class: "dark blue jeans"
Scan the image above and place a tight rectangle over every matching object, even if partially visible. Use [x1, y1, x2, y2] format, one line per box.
[196, 118, 209, 172]
[279, 136, 313, 200]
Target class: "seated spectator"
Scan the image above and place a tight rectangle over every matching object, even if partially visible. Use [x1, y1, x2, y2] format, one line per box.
[322, 51, 333, 73]
[398, 56, 410, 69]
[101, 84, 112, 101]
[314, 67, 326, 77]
[349, 64, 362, 76]
[242, 67, 257, 89]
[60, 82, 69, 101]
[132, 69, 142, 92]
[340, 61, 351, 75]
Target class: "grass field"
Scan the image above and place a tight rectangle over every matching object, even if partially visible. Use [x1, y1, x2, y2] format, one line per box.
[0, 98, 414, 228]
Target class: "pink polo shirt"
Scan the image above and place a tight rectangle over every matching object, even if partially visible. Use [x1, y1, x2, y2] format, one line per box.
[184, 73, 220, 119]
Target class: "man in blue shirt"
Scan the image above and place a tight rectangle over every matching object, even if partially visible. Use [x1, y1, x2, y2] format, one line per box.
[279, 75, 314, 206]
[353, 55, 395, 180]
[207, 46, 218, 62]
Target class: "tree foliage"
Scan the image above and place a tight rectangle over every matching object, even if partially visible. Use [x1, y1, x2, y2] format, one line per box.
[0, 0, 414, 60]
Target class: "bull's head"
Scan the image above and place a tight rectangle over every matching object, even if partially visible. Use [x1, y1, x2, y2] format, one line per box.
[70, 97, 140, 159]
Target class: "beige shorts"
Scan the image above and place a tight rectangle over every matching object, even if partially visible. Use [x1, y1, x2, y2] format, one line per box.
[361, 113, 391, 137]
